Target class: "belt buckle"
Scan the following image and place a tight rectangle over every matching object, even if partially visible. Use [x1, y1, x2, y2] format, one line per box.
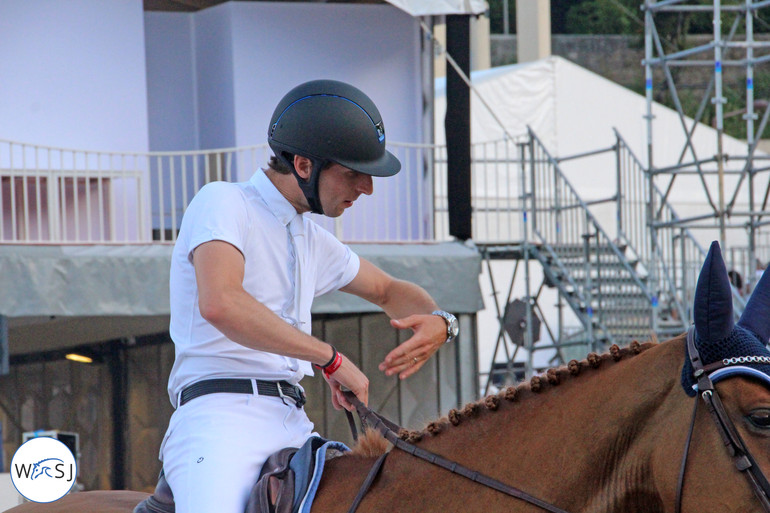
[276, 381, 305, 409]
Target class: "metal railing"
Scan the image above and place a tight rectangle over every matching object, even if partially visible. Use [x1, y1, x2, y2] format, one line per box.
[615, 132, 746, 324]
[434, 138, 526, 243]
[0, 140, 147, 243]
[525, 129, 655, 346]
[4, 134, 750, 333]
[1, 138, 529, 246]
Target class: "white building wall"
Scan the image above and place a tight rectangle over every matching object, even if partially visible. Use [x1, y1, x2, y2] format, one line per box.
[144, 12, 199, 152]
[227, 2, 423, 149]
[2, 1, 434, 242]
[193, 5, 237, 151]
[145, 3, 424, 152]
[0, 0, 149, 152]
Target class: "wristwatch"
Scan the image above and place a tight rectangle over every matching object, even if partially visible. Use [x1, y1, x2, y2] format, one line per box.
[432, 310, 459, 344]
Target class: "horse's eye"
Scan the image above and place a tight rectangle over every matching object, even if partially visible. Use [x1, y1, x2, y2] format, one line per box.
[748, 409, 770, 429]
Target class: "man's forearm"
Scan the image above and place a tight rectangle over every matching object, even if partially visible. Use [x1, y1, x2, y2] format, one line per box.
[378, 278, 439, 319]
[202, 286, 334, 366]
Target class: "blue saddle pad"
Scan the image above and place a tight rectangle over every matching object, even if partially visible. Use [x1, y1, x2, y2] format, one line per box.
[289, 436, 349, 513]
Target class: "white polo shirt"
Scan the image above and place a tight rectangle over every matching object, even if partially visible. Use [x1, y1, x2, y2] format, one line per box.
[166, 169, 360, 407]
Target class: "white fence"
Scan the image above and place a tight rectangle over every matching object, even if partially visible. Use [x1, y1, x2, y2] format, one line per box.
[0, 141, 146, 243]
[0, 138, 525, 245]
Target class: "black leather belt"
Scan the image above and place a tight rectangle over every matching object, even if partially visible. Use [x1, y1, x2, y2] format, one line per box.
[179, 378, 306, 408]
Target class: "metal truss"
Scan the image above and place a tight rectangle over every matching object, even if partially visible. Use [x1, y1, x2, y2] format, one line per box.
[643, 0, 770, 292]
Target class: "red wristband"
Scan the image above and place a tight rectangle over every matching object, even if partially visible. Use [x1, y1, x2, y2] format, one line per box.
[314, 345, 338, 370]
[322, 351, 343, 378]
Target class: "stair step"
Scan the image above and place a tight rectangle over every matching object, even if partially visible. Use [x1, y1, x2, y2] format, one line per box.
[557, 260, 639, 270]
[552, 243, 626, 257]
[595, 304, 652, 310]
[557, 276, 647, 286]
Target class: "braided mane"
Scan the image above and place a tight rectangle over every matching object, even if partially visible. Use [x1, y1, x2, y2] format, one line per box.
[396, 337, 661, 444]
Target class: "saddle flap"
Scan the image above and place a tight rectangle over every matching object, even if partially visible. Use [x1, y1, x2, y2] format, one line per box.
[247, 446, 300, 513]
[246, 436, 349, 513]
[133, 470, 175, 513]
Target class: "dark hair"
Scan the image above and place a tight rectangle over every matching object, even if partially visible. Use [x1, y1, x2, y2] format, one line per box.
[268, 155, 292, 175]
[267, 154, 336, 175]
[728, 269, 743, 290]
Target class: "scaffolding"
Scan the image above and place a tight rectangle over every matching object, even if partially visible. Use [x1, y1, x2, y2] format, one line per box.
[477, 1, 770, 393]
[643, 0, 770, 291]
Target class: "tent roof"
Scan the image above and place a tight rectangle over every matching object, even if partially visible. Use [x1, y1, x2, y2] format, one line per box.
[434, 55, 765, 214]
[435, 55, 760, 168]
[385, 0, 487, 16]
[144, 0, 488, 16]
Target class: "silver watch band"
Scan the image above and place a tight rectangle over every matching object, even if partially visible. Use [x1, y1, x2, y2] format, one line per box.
[432, 310, 459, 344]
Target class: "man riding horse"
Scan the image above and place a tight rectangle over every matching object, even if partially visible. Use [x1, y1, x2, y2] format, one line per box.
[156, 79, 459, 513]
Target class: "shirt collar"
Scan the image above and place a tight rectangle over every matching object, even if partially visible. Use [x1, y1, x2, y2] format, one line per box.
[250, 169, 304, 233]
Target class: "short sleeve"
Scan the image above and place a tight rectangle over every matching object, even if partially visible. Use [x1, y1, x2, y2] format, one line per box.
[309, 223, 360, 297]
[180, 182, 250, 261]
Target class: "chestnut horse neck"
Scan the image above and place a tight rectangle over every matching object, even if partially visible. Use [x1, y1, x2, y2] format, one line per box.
[358, 338, 691, 512]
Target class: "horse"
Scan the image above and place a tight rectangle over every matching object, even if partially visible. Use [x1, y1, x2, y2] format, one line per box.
[9, 240, 770, 513]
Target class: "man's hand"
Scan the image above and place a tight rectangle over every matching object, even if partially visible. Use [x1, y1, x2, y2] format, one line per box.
[323, 353, 369, 411]
[378, 314, 447, 379]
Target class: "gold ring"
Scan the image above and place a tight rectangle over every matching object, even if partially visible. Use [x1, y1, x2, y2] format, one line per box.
[412, 357, 418, 365]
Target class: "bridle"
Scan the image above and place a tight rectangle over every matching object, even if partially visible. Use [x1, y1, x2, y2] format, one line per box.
[341, 329, 770, 513]
[677, 326, 770, 513]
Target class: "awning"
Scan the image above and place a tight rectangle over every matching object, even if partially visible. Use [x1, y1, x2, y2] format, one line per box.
[1, 242, 483, 318]
[384, 0, 487, 16]
[3, 242, 483, 356]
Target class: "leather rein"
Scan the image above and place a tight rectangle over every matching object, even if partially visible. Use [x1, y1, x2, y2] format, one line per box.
[677, 327, 770, 513]
[341, 391, 571, 513]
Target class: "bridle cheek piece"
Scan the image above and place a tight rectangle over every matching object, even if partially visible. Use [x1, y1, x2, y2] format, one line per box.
[678, 327, 770, 513]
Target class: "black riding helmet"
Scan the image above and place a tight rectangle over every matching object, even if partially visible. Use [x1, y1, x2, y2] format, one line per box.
[267, 79, 401, 215]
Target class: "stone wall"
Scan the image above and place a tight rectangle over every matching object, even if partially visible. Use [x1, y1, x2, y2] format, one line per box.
[490, 34, 767, 94]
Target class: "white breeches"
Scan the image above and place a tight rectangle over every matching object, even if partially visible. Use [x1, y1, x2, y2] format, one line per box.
[160, 390, 316, 513]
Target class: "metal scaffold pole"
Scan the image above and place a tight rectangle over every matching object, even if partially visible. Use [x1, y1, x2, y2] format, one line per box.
[642, 0, 770, 319]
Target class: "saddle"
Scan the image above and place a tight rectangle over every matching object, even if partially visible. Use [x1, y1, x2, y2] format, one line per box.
[133, 436, 348, 513]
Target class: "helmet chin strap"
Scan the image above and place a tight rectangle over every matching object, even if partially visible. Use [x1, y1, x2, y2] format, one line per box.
[286, 156, 327, 216]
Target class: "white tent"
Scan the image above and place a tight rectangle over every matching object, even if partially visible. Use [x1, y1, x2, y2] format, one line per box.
[435, 56, 762, 222]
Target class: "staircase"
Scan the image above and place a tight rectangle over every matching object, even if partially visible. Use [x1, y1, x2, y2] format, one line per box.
[515, 128, 745, 358]
[522, 129, 658, 352]
[550, 242, 651, 339]
[484, 128, 747, 380]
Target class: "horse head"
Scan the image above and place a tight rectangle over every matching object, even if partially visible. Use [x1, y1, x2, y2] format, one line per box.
[682, 241, 770, 512]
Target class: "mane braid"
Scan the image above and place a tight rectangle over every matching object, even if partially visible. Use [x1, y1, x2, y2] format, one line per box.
[398, 339, 658, 442]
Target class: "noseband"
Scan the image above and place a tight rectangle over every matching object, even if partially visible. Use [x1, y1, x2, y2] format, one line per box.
[678, 327, 770, 513]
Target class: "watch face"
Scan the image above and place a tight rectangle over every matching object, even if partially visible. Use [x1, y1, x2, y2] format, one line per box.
[449, 319, 459, 337]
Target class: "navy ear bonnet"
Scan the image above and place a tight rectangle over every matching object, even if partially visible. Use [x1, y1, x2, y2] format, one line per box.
[681, 325, 770, 396]
[681, 241, 770, 396]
